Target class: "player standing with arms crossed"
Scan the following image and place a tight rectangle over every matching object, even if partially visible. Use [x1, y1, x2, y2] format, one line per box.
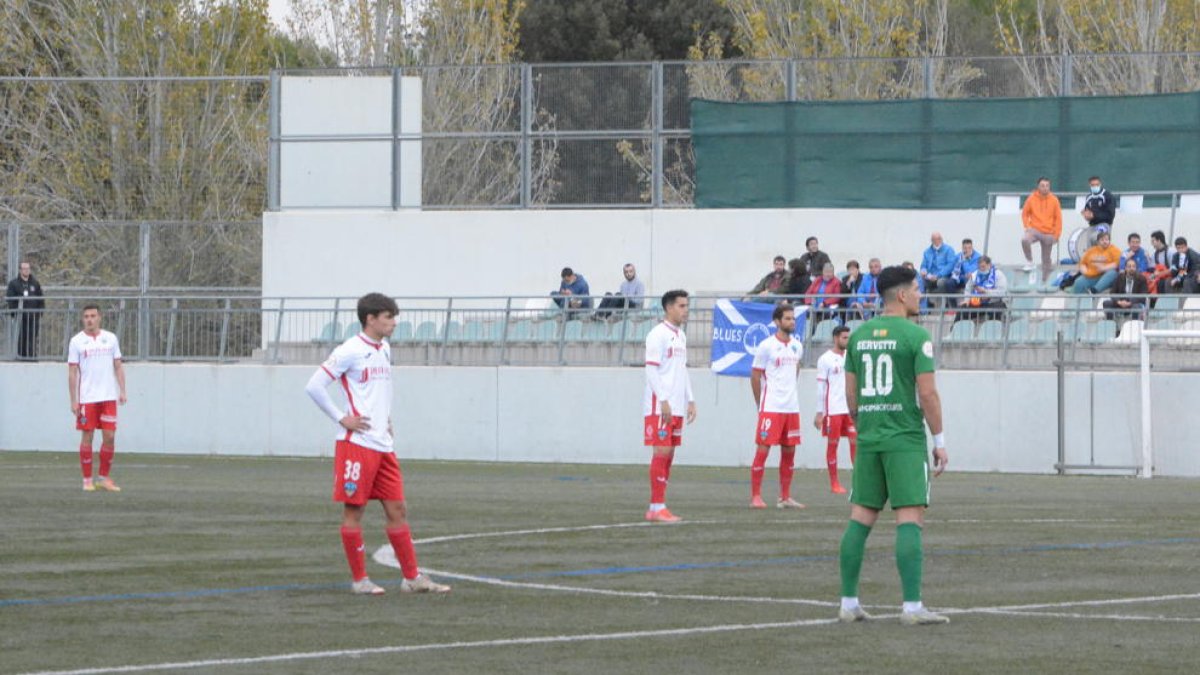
[837, 266, 949, 625]
[748, 303, 806, 509]
[815, 325, 857, 494]
[643, 290, 696, 523]
[305, 293, 450, 595]
[68, 305, 126, 492]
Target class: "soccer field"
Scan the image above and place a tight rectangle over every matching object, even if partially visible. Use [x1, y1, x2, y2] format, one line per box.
[1, 452, 1198, 674]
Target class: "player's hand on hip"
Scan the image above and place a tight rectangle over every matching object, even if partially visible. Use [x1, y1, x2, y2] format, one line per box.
[932, 447, 949, 477]
[686, 401, 697, 424]
[340, 415, 371, 432]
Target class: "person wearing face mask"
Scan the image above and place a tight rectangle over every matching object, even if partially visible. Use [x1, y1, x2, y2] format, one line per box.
[1081, 176, 1116, 231]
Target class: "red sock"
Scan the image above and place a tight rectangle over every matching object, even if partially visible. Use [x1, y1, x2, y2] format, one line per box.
[386, 525, 420, 580]
[826, 440, 840, 485]
[340, 527, 367, 581]
[779, 448, 796, 500]
[664, 450, 676, 480]
[650, 453, 670, 504]
[750, 447, 769, 498]
[79, 443, 93, 479]
[99, 444, 114, 477]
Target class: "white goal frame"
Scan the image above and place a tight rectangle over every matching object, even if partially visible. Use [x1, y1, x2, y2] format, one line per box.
[1138, 329, 1200, 479]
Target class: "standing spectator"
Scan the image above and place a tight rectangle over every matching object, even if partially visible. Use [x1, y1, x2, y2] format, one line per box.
[1021, 177, 1063, 280]
[959, 256, 1008, 322]
[1168, 237, 1200, 294]
[1070, 231, 1121, 295]
[919, 232, 957, 306]
[851, 258, 883, 319]
[552, 267, 592, 310]
[840, 261, 863, 298]
[805, 263, 844, 325]
[68, 305, 127, 492]
[6, 261, 45, 360]
[946, 238, 981, 307]
[1148, 230, 1172, 296]
[796, 237, 832, 294]
[619, 263, 645, 308]
[747, 255, 789, 299]
[1103, 259, 1148, 333]
[1081, 176, 1116, 230]
[1119, 233, 1151, 274]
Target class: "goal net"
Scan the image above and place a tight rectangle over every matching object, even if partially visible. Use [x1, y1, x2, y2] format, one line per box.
[1137, 328, 1200, 478]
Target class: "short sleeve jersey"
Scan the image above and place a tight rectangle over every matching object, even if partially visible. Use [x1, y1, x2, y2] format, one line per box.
[750, 334, 802, 413]
[68, 330, 122, 404]
[643, 321, 691, 415]
[320, 334, 394, 452]
[845, 316, 935, 453]
[816, 350, 850, 416]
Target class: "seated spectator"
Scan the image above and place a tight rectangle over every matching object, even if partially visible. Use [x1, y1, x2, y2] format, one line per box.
[595, 263, 644, 318]
[773, 257, 807, 298]
[946, 238, 981, 307]
[958, 255, 1007, 322]
[919, 232, 957, 306]
[850, 258, 882, 319]
[747, 255, 788, 300]
[796, 237, 831, 293]
[840, 260, 862, 297]
[805, 262, 843, 325]
[552, 267, 592, 310]
[1148, 230, 1172, 297]
[1168, 236, 1200, 294]
[1103, 258, 1148, 334]
[1070, 231, 1120, 295]
[1118, 233, 1151, 274]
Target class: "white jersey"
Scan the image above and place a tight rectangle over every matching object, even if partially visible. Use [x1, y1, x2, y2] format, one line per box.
[643, 321, 693, 416]
[751, 334, 802, 413]
[68, 330, 122, 404]
[319, 333, 394, 452]
[816, 349, 850, 416]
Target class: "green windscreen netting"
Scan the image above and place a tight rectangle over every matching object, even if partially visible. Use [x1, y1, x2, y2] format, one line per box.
[692, 92, 1200, 209]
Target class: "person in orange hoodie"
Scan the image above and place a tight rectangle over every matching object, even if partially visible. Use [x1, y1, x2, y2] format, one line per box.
[1021, 177, 1062, 281]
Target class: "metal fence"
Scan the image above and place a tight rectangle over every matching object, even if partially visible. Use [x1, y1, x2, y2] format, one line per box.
[7, 293, 1200, 370]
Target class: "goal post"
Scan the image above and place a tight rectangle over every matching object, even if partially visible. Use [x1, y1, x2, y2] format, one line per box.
[1138, 329, 1200, 479]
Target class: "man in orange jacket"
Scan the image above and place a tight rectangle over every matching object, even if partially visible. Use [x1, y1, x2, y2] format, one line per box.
[1021, 177, 1062, 281]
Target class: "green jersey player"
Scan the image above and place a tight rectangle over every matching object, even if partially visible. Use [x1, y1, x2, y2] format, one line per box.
[837, 265, 950, 626]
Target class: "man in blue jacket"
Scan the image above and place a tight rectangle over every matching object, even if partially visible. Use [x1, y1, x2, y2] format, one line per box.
[919, 232, 957, 308]
[946, 238, 981, 307]
[553, 267, 592, 311]
[850, 258, 882, 319]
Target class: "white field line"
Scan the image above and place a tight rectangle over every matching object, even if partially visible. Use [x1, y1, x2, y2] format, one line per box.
[974, 609, 1200, 622]
[414, 520, 721, 545]
[949, 592, 1200, 613]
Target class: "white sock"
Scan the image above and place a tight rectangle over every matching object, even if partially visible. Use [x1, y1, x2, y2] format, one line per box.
[649, 503, 665, 512]
[903, 601, 924, 613]
[841, 597, 860, 611]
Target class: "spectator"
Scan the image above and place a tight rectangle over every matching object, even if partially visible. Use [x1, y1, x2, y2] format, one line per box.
[1070, 231, 1120, 295]
[1148, 230, 1172, 297]
[795, 237, 832, 293]
[552, 267, 592, 310]
[1168, 237, 1200, 294]
[901, 261, 916, 272]
[946, 238, 981, 307]
[1103, 258, 1148, 333]
[1081, 175, 1116, 230]
[1118, 233, 1151, 274]
[919, 232, 957, 307]
[747, 255, 789, 299]
[850, 258, 882, 319]
[619, 263, 645, 308]
[777, 258, 809, 298]
[959, 255, 1008, 322]
[6, 261, 45, 360]
[805, 262, 843, 325]
[1021, 177, 1062, 280]
[840, 260, 862, 297]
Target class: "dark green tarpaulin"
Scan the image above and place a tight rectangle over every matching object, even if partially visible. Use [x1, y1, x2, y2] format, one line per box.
[692, 92, 1200, 209]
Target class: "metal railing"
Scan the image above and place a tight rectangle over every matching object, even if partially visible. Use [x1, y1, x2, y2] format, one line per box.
[6, 292, 1200, 370]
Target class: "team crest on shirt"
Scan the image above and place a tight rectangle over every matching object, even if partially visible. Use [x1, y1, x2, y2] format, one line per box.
[344, 481, 358, 497]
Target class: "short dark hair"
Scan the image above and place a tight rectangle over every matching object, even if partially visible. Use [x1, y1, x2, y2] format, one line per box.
[1036, 176, 1050, 185]
[773, 255, 786, 264]
[1152, 230, 1166, 243]
[877, 265, 918, 300]
[81, 304, 101, 314]
[787, 257, 803, 274]
[772, 303, 794, 322]
[1097, 231, 1111, 243]
[357, 292, 398, 325]
[661, 289, 688, 310]
[561, 267, 574, 278]
[1176, 237, 1188, 247]
[846, 259, 860, 270]
[1128, 232, 1141, 242]
[832, 325, 850, 338]
[1089, 175, 1102, 183]
[979, 255, 993, 265]
[962, 238, 973, 246]
[805, 236, 818, 247]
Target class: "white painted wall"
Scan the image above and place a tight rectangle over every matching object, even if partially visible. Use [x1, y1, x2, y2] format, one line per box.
[263, 207, 1196, 302]
[3, 363, 1195, 477]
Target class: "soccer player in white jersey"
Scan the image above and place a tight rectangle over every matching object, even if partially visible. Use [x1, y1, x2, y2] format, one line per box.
[68, 305, 126, 492]
[305, 293, 450, 596]
[749, 303, 806, 509]
[815, 325, 857, 494]
[643, 289, 696, 523]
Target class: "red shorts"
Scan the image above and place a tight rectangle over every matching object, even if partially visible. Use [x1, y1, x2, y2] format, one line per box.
[333, 440, 405, 505]
[823, 413, 857, 440]
[76, 401, 118, 431]
[644, 415, 684, 447]
[755, 412, 801, 447]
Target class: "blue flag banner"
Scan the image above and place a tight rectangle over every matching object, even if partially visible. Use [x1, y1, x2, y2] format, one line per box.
[710, 300, 809, 377]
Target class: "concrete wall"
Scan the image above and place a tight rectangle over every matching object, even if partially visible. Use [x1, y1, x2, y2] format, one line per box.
[263, 207, 1196, 302]
[3, 363, 1195, 477]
